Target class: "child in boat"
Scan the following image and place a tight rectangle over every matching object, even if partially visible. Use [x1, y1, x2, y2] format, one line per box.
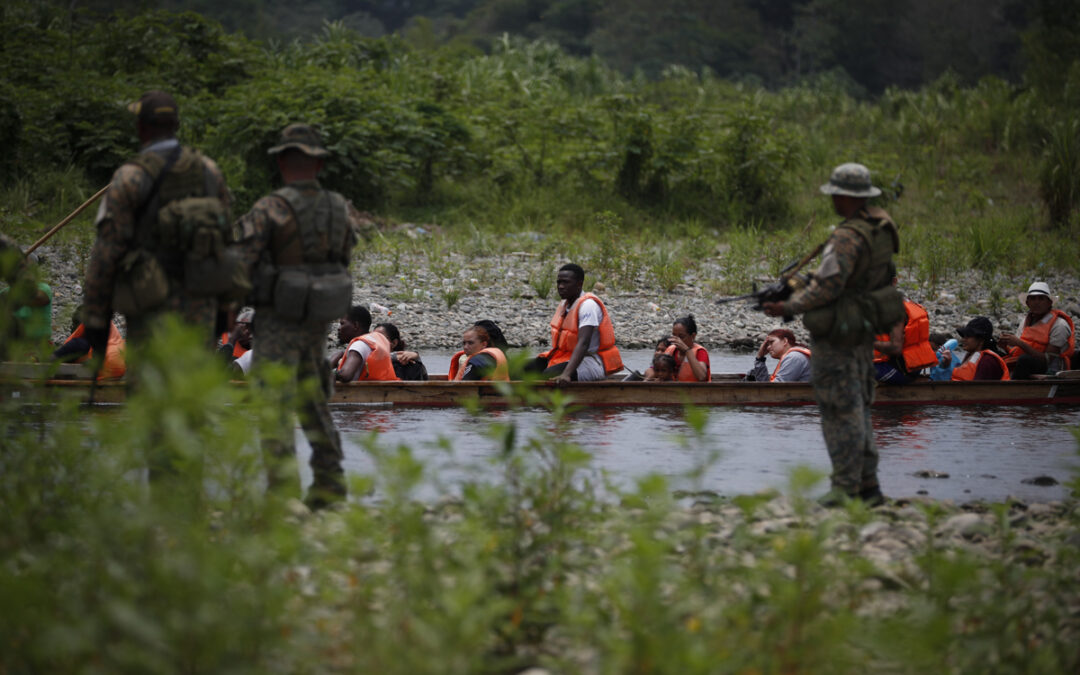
[376, 322, 428, 380]
[928, 332, 961, 381]
[645, 352, 678, 381]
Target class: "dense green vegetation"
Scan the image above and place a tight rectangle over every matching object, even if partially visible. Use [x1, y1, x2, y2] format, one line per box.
[2, 328, 1079, 673]
[1, 1, 1078, 298]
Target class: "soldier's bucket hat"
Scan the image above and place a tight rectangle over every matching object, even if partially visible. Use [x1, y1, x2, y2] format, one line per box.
[127, 91, 179, 126]
[820, 162, 882, 198]
[1019, 281, 1057, 306]
[268, 123, 331, 158]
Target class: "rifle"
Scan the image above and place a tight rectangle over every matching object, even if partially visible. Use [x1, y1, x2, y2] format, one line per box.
[716, 241, 826, 310]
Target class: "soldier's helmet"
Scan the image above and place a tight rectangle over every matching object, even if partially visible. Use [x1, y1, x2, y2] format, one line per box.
[268, 123, 331, 158]
[819, 162, 881, 198]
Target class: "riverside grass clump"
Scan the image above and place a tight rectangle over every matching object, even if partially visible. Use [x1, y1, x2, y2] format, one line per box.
[3, 2, 1080, 293]
[3, 329, 1080, 673]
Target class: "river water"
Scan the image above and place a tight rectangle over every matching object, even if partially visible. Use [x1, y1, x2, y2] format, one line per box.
[293, 350, 1080, 503]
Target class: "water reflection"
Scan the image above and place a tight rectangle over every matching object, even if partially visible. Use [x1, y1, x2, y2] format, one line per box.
[317, 401, 1080, 503]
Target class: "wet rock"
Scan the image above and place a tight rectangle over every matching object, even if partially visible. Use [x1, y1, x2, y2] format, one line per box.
[939, 513, 991, 540]
[1021, 475, 1059, 486]
[913, 469, 950, 479]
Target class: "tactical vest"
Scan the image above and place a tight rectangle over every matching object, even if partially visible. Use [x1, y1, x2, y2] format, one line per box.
[113, 146, 243, 316]
[258, 183, 353, 325]
[803, 206, 905, 346]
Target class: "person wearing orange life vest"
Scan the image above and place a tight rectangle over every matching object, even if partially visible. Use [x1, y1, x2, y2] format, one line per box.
[643, 315, 711, 381]
[527, 263, 623, 383]
[449, 324, 509, 381]
[52, 307, 126, 380]
[999, 282, 1075, 379]
[951, 316, 1009, 381]
[746, 328, 811, 382]
[872, 297, 938, 384]
[333, 305, 400, 382]
[218, 307, 254, 361]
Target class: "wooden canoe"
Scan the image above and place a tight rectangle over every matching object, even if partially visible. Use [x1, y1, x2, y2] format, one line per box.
[5, 364, 1080, 407]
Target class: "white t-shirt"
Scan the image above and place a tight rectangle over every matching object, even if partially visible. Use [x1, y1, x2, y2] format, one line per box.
[571, 297, 605, 381]
[234, 350, 253, 375]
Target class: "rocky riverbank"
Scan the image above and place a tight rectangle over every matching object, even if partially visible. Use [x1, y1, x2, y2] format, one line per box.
[29, 243, 1080, 351]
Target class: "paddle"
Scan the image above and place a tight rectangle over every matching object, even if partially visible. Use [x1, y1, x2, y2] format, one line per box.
[25, 185, 109, 256]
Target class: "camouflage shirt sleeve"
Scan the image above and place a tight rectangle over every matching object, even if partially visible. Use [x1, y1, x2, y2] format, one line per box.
[202, 156, 231, 221]
[233, 195, 292, 269]
[82, 163, 152, 329]
[783, 226, 868, 315]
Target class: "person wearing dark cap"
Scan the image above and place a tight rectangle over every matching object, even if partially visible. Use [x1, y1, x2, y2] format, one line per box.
[82, 90, 232, 364]
[234, 123, 371, 510]
[951, 317, 1009, 381]
[999, 281, 1075, 379]
[761, 163, 904, 508]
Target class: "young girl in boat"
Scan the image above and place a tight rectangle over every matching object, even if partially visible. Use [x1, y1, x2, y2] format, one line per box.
[952, 317, 1009, 381]
[449, 324, 509, 381]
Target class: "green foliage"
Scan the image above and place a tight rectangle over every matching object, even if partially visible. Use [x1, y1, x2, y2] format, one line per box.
[1039, 118, 1080, 227]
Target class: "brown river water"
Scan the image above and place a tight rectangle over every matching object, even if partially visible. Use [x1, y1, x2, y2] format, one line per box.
[292, 350, 1080, 503]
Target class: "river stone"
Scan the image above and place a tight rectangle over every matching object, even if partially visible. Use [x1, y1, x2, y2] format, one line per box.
[939, 513, 990, 539]
[913, 469, 950, 479]
[859, 521, 890, 542]
[1021, 475, 1059, 486]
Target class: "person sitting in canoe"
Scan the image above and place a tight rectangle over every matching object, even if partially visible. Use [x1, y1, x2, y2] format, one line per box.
[745, 328, 811, 382]
[644, 352, 677, 382]
[52, 304, 126, 380]
[449, 324, 509, 381]
[332, 305, 401, 382]
[928, 332, 962, 381]
[951, 317, 1009, 381]
[999, 282, 1075, 379]
[525, 263, 623, 383]
[872, 289, 938, 384]
[642, 315, 710, 381]
[376, 322, 428, 381]
[218, 307, 254, 364]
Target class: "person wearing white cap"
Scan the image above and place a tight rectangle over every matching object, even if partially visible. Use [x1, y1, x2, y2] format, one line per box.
[999, 281, 1075, 378]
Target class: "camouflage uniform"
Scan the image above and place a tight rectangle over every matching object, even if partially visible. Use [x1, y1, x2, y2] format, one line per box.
[779, 164, 898, 499]
[235, 125, 366, 506]
[83, 139, 229, 344]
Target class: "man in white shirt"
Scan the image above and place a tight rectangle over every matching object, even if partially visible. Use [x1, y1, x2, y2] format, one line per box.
[999, 281, 1075, 378]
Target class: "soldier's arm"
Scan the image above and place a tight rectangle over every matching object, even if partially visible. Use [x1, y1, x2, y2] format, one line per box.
[233, 197, 284, 269]
[82, 165, 147, 330]
[782, 228, 866, 315]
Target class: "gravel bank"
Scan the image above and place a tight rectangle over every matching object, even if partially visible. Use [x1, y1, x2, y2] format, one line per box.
[29, 244, 1080, 351]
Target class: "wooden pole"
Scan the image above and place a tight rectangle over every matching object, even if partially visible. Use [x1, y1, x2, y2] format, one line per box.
[25, 184, 109, 255]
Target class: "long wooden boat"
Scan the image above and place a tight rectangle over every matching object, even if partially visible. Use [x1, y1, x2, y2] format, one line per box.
[5, 364, 1080, 407]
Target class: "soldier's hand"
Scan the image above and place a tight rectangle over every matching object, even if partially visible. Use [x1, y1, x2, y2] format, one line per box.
[761, 301, 786, 317]
[85, 326, 109, 375]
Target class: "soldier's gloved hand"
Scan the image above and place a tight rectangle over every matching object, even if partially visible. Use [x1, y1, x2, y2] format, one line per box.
[85, 326, 109, 374]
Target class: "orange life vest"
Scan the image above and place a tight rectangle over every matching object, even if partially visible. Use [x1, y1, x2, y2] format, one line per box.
[873, 300, 936, 371]
[771, 346, 811, 382]
[538, 292, 623, 374]
[951, 350, 1010, 381]
[338, 332, 400, 381]
[664, 343, 711, 382]
[1005, 309, 1075, 369]
[448, 347, 509, 381]
[64, 323, 126, 380]
[219, 332, 249, 358]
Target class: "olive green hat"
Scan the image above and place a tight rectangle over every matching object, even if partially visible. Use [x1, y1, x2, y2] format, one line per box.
[268, 123, 331, 158]
[127, 90, 179, 126]
[820, 162, 881, 198]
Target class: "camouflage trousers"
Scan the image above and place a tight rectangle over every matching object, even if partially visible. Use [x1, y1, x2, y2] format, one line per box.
[253, 311, 345, 506]
[125, 294, 218, 348]
[809, 340, 879, 495]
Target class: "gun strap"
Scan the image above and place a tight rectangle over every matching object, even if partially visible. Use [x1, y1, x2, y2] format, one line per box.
[132, 145, 183, 249]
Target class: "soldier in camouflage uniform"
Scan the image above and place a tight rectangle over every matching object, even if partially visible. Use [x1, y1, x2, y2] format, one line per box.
[234, 124, 367, 510]
[82, 91, 230, 356]
[763, 163, 900, 506]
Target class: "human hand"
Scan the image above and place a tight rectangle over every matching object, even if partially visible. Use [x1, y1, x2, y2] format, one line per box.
[756, 338, 770, 359]
[85, 326, 109, 375]
[998, 333, 1019, 349]
[552, 372, 573, 385]
[668, 335, 688, 354]
[761, 301, 785, 317]
[396, 351, 419, 364]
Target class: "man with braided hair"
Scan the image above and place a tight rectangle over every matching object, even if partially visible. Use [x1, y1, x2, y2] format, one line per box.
[235, 123, 370, 510]
[763, 163, 903, 507]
